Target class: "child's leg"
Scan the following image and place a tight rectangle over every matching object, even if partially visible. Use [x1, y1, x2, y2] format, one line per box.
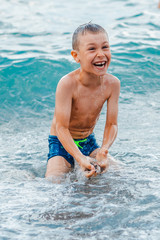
[45, 156, 72, 179]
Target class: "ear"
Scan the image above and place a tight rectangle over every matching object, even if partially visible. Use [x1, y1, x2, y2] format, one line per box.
[71, 50, 80, 63]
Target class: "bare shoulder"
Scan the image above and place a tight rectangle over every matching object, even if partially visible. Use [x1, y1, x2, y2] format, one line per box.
[57, 69, 79, 91]
[103, 73, 120, 99]
[104, 73, 120, 88]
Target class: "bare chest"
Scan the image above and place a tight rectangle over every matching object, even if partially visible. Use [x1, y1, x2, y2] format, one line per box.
[73, 94, 104, 113]
[70, 86, 107, 125]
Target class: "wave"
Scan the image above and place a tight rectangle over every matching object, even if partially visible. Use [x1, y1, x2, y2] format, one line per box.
[0, 58, 75, 122]
[1, 54, 159, 117]
[0, 38, 160, 122]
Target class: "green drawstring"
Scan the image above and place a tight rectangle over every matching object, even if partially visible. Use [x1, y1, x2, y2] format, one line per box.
[61, 138, 87, 149]
[74, 138, 87, 149]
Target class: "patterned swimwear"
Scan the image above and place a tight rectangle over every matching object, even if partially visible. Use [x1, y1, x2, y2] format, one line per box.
[47, 133, 99, 167]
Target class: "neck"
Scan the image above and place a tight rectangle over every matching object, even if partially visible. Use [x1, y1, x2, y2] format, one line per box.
[79, 69, 104, 87]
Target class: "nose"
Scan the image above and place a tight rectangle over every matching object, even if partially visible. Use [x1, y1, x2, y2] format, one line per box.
[97, 49, 105, 58]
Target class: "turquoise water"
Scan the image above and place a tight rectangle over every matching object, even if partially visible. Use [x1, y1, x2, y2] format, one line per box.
[0, 0, 160, 239]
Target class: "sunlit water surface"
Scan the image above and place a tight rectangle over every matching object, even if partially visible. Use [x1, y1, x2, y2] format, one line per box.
[0, 0, 160, 239]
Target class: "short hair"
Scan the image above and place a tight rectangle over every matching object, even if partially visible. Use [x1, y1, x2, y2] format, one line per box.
[72, 23, 107, 50]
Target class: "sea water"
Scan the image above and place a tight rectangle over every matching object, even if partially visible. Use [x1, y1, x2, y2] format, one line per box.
[0, 0, 160, 239]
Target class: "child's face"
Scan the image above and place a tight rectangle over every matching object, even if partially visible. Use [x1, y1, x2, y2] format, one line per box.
[73, 31, 111, 76]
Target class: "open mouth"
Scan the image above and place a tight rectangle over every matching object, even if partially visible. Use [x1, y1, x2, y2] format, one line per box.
[93, 61, 106, 68]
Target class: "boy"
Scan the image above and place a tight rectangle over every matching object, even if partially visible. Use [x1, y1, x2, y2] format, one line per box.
[45, 23, 120, 179]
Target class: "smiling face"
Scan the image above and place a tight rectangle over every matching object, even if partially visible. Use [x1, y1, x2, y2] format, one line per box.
[71, 31, 111, 77]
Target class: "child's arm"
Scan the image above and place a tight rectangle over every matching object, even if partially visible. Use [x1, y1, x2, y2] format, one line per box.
[96, 78, 120, 169]
[55, 78, 96, 177]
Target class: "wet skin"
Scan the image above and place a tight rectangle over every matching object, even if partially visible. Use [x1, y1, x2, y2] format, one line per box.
[46, 32, 120, 179]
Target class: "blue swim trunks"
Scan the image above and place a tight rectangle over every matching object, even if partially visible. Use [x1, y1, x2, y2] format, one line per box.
[47, 133, 99, 167]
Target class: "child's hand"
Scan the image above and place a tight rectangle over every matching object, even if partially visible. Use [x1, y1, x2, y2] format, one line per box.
[96, 148, 109, 173]
[79, 156, 96, 178]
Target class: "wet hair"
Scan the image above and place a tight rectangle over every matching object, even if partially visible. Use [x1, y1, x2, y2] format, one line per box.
[72, 23, 107, 50]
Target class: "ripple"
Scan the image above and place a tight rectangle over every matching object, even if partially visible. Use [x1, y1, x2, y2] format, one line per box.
[1, 0, 160, 239]
[116, 12, 144, 21]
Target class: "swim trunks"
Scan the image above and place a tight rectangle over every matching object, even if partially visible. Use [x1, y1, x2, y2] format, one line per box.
[47, 133, 99, 167]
